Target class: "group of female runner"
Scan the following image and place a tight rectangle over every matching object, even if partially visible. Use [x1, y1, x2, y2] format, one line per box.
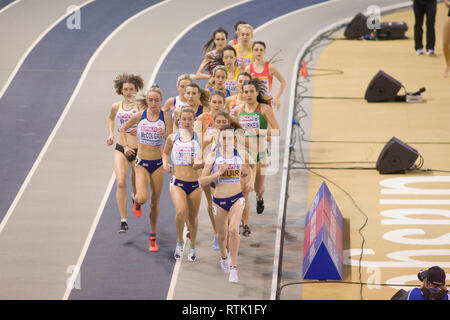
[106, 21, 285, 283]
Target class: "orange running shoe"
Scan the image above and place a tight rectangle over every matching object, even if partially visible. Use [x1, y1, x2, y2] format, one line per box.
[133, 201, 142, 218]
[149, 236, 159, 252]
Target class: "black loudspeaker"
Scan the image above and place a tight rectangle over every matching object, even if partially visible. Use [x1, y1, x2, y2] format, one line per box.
[376, 22, 408, 39]
[376, 137, 419, 174]
[344, 13, 371, 39]
[364, 70, 402, 102]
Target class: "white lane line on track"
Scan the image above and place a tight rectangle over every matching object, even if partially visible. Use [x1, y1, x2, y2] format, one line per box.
[269, 0, 413, 300]
[163, 0, 253, 300]
[60, 0, 174, 300]
[0, 0, 95, 101]
[0, 0, 22, 15]
[62, 172, 115, 300]
[0, 0, 95, 235]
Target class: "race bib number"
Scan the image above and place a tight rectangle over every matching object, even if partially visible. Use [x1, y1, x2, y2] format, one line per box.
[239, 114, 260, 130]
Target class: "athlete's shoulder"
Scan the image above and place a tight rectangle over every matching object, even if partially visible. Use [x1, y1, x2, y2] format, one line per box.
[260, 102, 273, 113]
[111, 100, 121, 110]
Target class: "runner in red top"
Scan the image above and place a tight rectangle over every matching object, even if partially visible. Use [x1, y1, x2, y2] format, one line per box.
[246, 41, 286, 111]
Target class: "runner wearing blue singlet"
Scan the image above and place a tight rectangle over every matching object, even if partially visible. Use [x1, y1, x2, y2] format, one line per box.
[120, 85, 172, 252]
[107, 73, 144, 233]
[163, 107, 203, 262]
[200, 125, 255, 283]
[173, 83, 210, 132]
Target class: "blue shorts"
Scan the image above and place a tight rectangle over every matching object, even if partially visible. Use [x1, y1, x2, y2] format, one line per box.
[170, 176, 200, 195]
[213, 192, 244, 212]
[136, 157, 163, 174]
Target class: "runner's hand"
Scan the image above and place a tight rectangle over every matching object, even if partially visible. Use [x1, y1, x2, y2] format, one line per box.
[218, 163, 228, 175]
[129, 128, 138, 136]
[124, 146, 135, 157]
[106, 135, 114, 145]
[163, 162, 173, 173]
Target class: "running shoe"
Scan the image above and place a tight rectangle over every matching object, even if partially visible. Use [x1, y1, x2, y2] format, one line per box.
[149, 236, 159, 252]
[133, 201, 142, 218]
[212, 236, 220, 250]
[188, 247, 196, 262]
[229, 266, 238, 283]
[242, 225, 251, 237]
[220, 256, 230, 274]
[416, 48, 424, 55]
[426, 49, 435, 56]
[118, 221, 128, 233]
[174, 243, 183, 260]
[256, 199, 264, 214]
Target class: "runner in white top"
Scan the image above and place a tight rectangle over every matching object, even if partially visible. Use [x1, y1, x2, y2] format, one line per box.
[200, 125, 255, 283]
[107, 73, 144, 233]
[163, 106, 203, 262]
[162, 74, 192, 131]
[173, 83, 210, 131]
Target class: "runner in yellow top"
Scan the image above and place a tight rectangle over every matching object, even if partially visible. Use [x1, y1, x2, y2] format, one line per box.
[233, 24, 254, 70]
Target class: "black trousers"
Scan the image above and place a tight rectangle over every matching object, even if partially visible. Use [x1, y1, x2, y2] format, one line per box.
[413, 0, 437, 50]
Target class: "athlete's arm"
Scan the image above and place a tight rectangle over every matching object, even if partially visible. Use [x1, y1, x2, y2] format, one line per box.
[199, 152, 225, 187]
[163, 111, 173, 138]
[162, 97, 175, 114]
[269, 63, 286, 111]
[107, 103, 119, 145]
[261, 104, 280, 138]
[162, 134, 174, 173]
[173, 108, 180, 132]
[193, 114, 205, 133]
[239, 149, 255, 193]
[195, 53, 213, 80]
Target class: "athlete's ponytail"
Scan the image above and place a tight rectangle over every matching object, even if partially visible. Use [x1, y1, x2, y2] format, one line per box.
[204, 45, 237, 75]
[202, 27, 228, 55]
